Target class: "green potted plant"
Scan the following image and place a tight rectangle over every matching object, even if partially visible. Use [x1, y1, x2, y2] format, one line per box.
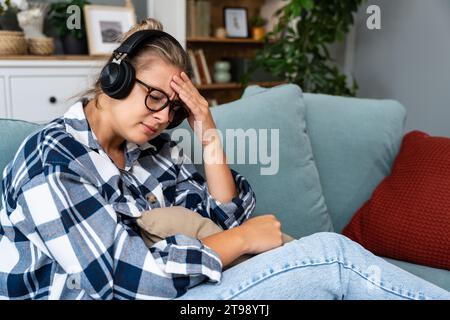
[48, 0, 90, 54]
[245, 0, 364, 96]
[0, 0, 24, 31]
[249, 14, 267, 41]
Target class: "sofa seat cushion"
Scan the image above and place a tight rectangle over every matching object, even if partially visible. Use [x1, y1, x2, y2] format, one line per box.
[171, 84, 334, 238]
[343, 131, 450, 270]
[383, 257, 450, 292]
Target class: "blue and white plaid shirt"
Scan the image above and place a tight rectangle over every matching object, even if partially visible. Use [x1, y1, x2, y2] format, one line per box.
[0, 101, 256, 300]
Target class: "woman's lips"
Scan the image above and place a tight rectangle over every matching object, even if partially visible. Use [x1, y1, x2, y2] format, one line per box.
[141, 123, 157, 134]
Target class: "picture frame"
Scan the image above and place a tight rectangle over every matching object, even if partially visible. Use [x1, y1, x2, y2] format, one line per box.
[223, 7, 249, 38]
[84, 5, 137, 56]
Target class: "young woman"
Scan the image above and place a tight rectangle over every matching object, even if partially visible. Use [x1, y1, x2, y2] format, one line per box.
[0, 19, 448, 300]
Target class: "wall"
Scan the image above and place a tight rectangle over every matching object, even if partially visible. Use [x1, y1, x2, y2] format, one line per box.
[353, 0, 450, 136]
[146, 0, 186, 47]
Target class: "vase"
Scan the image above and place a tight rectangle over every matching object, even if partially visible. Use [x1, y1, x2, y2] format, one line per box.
[0, 10, 22, 31]
[251, 27, 265, 41]
[17, 9, 45, 38]
[62, 33, 88, 55]
[213, 61, 231, 83]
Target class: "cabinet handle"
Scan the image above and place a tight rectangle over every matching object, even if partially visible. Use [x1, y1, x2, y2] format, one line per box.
[49, 96, 57, 104]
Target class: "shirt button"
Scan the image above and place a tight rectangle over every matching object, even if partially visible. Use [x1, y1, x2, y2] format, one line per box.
[147, 194, 157, 204]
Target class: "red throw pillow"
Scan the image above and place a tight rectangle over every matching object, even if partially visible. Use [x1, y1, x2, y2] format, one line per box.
[343, 131, 450, 270]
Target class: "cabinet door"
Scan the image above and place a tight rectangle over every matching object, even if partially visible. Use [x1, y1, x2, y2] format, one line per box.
[10, 75, 87, 123]
[0, 77, 6, 118]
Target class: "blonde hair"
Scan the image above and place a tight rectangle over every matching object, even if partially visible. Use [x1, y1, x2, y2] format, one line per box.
[78, 18, 191, 104]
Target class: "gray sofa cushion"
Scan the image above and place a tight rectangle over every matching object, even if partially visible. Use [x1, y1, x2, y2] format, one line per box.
[384, 257, 450, 291]
[303, 93, 406, 232]
[0, 118, 41, 208]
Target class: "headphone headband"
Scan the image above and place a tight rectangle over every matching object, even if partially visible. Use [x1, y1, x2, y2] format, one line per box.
[113, 29, 184, 58]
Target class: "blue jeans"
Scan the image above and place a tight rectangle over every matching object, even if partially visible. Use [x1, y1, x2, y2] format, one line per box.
[178, 232, 450, 300]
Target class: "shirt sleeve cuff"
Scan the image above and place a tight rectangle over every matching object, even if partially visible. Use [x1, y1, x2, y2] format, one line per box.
[164, 234, 223, 283]
[206, 169, 256, 228]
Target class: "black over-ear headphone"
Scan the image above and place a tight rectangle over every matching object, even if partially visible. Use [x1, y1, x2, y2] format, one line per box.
[100, 29, 185, 99]
[99, 30, 190, 129]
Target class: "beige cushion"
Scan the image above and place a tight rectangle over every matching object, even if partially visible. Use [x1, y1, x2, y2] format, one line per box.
[136, 206, 223, 247]
[136, 206, 294, 268]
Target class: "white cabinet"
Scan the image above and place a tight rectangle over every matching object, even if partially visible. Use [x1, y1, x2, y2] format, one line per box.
[10, 75, 87, 123]
[0, 59, 104, 124]
[0, 77, 6, 118]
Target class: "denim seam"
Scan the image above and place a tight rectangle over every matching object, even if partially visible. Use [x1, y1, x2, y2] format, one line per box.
[222, 260, 427, 300]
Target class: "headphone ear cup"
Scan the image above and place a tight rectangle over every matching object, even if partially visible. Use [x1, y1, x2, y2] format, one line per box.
[112, 60, 135, 99]
[100, 62, 122, 96]
[100, 60, 135, 99]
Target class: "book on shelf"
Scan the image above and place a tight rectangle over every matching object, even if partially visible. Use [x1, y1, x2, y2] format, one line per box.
[196, 49, 212, 84]
[194, 49, 207, 85]
[187, 0, 211, 37]
[187, 49, 201, 85]
[188, 49, 212, 85]
[187, 0, 196, 38]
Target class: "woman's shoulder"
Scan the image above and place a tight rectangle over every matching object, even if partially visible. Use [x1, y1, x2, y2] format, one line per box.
[5, 119, 89, 180]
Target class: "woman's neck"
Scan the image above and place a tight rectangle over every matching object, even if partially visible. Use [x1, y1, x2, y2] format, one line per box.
[84, 96, 125, 156]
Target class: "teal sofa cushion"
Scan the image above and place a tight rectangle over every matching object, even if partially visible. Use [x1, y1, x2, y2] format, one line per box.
[384, 257, 450, 292]
[303, 94, 406, 232]
[171, 84, 334, 238]
[0, 118, 41, 208]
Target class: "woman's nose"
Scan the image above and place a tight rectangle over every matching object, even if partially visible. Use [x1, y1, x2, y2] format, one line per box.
[152, 106, 171, 124]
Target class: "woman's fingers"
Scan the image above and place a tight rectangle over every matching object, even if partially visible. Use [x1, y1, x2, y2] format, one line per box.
[170, 81, 197, 112]
[180, 71, 193, 84]
[171, 73, 203, 107]
[171, 72, 211, 125]
[173, 72, 197, 94]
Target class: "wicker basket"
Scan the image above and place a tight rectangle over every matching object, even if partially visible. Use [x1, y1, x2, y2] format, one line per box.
[0, 30, 28, 55]
[27, 37, 55, 55]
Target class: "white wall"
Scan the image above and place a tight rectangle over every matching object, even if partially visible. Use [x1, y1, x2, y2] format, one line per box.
[353, 0, 450, 137]
[147, 0, 186, 48]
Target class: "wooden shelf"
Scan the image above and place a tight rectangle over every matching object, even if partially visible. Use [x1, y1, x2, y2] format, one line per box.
[196, 81, 286, 90]
[186, 0, 277, 104]
[187, 37, 268, 44]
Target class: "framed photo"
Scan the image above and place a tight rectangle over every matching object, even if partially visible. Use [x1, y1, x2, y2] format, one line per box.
[84, 5, 137, 55]
[223, 7, 249, 38]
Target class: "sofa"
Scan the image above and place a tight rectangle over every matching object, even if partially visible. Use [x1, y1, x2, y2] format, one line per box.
[1, 84, 448, 293]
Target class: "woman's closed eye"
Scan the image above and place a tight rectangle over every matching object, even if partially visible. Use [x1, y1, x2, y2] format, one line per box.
[149, 92, 165, 101]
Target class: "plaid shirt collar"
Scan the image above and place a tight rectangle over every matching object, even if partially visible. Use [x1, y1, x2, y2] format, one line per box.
[63, 101, 157, 169]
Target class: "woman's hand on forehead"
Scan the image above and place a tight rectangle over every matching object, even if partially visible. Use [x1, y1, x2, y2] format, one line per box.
[170, 71, 216, 135]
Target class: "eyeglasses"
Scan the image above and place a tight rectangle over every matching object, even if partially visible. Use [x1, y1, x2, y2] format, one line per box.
[136, 78, 189, 128]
